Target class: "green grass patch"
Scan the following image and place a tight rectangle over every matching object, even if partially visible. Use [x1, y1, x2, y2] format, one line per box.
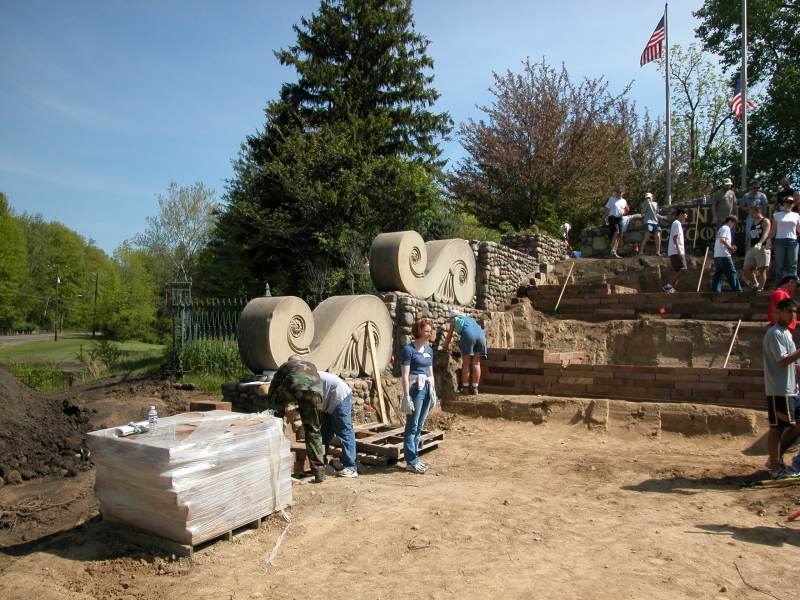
[3, 362, 72, 393]
[0, 335, 166, 392]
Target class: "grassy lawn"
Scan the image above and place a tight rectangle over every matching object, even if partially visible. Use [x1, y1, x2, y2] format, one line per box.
[0, 335, 163, 366]
[0, 334, 166, 392]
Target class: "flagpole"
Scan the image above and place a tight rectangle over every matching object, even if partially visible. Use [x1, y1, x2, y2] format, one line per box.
[664, 2, 672, 206]
[741, 0, 748, 189]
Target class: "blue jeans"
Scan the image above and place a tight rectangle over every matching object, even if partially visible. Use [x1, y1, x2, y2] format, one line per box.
[403, 383, 432, 465]
[773, 238, 798, 287]
[711, 256, 742, 292]
[321, 393, 356, 469]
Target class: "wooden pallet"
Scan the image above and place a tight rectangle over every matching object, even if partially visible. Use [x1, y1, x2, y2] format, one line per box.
[331, 423, 444, 462]
[104, 511, 278, 557]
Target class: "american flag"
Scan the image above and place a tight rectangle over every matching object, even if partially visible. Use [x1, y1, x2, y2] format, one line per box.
[731, 74, 756, 119]
[640, 15, 665, 67]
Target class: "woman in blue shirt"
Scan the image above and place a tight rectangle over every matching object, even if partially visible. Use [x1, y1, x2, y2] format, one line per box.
[443, 309, 487, 395]
[399, 318, 437, 474]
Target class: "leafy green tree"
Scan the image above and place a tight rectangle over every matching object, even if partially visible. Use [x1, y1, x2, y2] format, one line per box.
[99, 243, 157, 341]
[695, 0, 800, 184]
[0, 193, 29, 330]
[449, 59, 634, 235]
[659, 44, 738, 198]
[203, 0, 451, 299]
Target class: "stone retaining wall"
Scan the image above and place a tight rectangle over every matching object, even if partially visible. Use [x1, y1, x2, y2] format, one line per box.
[470, 241, 553, 311]
[500, 231, 568, 264]
[481, 348, 765, 411]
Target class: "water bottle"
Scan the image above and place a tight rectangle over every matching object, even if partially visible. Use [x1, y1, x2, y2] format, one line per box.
[148, 406, 158, 433]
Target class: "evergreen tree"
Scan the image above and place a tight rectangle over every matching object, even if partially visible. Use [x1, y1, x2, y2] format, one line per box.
[203, 0, 451, 299]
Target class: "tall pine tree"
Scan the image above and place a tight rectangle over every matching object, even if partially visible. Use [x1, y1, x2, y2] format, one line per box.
[202, 0, 451, 299]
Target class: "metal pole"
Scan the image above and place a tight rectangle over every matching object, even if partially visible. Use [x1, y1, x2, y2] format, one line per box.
[741, 0, 748, 189]
[54, 265, 60, 342]
[92, 272, 99, 338]
[664, 2, 672, 206]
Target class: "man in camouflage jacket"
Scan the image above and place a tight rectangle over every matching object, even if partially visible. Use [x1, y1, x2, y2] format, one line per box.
[266, 356, 326, 481]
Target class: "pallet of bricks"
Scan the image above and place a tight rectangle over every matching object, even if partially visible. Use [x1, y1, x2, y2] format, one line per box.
[516, 283, 769, 321]
[88, 410, 292, 555]
[482, 348, 764, 410]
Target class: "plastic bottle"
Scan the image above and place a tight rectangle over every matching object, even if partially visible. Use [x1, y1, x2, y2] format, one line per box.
[148, 406, 158, 432]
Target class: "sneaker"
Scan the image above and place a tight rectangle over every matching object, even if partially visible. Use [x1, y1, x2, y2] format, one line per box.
[418, 462, 429, 472]
[752, 284, 762, 292]
[770, 466, 799, 480]
[406, 462, 426, 474]
[662, 284, 675, 294]
[460, 386, 470, 395]
[313, 470, 327, 483]
[655, 252, 663, 257]
[471, 386, 479, 395]
[337, 467, 358, 478]
[611, 252, 621, 258]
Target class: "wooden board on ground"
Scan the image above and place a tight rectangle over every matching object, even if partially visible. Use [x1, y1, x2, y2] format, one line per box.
[329, 422, 444, 462]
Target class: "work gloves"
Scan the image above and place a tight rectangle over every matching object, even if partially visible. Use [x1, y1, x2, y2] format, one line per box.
[400, 395, 414, 415]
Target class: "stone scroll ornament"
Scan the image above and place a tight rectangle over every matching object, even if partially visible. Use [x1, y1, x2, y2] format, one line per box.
[368, 231, 476, 305]
[237, 295, 393, 377]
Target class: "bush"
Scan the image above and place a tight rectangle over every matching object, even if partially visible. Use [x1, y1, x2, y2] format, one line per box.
[178, 339, 250, 380]
[89, 339, 123, 371]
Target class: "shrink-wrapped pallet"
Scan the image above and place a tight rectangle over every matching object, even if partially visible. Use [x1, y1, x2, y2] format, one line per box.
[88, 410, 292, 545]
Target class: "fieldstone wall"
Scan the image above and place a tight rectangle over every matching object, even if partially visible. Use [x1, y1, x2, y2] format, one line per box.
[579, 199, 754, 258]
[500, 232, 569, 264]
[470, 241, 552, 311]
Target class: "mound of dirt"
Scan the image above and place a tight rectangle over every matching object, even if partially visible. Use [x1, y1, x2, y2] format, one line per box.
[0, 367, 91, 486]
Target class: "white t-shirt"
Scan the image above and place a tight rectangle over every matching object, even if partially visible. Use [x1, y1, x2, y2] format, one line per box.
[668, 220, 684, 256]
[605, 196, 627, 218]
[714, 224, 732, 258]
[318, 371, 352, 414]
[773, 211, 800, 240]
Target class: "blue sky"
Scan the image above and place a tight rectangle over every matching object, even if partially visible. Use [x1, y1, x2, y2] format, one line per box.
[1, 0, 707, 254]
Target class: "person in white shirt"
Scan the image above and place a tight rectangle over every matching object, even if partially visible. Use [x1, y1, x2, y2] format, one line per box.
[603, 187, 628, 258]
[639, 192, 661, 256]
[663, 208, 688, 293]
[318, 371, 358, 478]
[711, 215, 743, 292]
[771, 196, 800, 288]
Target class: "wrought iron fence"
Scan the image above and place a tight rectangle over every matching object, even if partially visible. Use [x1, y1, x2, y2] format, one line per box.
[167, 279, 251, 350]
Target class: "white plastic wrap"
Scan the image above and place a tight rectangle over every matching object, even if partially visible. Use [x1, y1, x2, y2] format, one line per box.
[88, 410, 292, 545]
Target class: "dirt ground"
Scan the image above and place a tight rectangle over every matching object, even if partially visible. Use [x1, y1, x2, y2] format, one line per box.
[2, 392, 799, 600]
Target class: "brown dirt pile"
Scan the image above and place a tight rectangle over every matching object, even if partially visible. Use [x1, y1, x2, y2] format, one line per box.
[0, 367, 92, 487]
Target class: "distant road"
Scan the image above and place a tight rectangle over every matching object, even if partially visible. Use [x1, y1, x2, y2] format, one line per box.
[0, 332, 91, 348]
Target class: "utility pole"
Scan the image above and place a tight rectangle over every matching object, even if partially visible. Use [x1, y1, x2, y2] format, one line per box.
[92, 272, 99, 338]
[54, 265, 61, 342]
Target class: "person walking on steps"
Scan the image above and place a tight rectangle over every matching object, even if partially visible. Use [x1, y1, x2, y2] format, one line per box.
[742, 204, 771, 292]
[399, 318, 437, 474]
[711, 215, 743, 293]
[762, 298, 800, 479]
[639, 192, 662, 256]
[318, 371, 358, 478]
[603, 186, 628, 258]
[443, 309, 488, 395]
[663, 208, 688, 294]
[741, 180, 769, 252]
[266, 356, 327, 483]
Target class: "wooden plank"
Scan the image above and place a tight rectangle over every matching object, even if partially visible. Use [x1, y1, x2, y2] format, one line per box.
[366, 322, 391, 424]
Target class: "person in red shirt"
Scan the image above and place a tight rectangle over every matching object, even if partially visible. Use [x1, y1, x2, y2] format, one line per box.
[768, 275, 799, 330]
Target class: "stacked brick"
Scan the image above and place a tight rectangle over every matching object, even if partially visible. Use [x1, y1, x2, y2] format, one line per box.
[481, 348, 764, 410]
[515, 283, 770, 321]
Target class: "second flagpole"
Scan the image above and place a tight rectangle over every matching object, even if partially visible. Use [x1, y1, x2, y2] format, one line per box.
[664, 2, 672, 206]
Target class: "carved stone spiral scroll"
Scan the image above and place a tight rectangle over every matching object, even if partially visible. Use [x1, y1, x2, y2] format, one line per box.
[369, 231, 476, 305]
[237, 295, 393, 377]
